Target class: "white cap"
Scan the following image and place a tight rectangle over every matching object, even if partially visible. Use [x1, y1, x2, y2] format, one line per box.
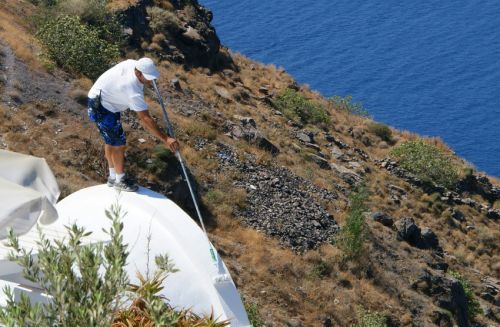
[136, 58, 160, 80]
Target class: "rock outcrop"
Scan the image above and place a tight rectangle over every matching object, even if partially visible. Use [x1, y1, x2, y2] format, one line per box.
[121, 0, 229, 68]
[395, 217, 441, 250]
[412, 270, 469, 327]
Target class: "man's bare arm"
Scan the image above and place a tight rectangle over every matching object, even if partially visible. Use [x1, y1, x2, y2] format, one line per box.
[136, 110, 179, 152]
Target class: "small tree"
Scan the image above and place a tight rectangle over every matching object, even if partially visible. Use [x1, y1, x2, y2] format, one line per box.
[367, 122, 393, 143]
[390, 140, 459, 188]
[336, 186, 369, 261]
[0, 203, 129, 326]
[274, 88, 330, 125]
[36, 15, 119, 79]
[329, 95, 369, 117]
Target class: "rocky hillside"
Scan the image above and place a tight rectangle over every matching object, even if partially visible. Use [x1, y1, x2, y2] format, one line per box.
[0, 0, 499, 326]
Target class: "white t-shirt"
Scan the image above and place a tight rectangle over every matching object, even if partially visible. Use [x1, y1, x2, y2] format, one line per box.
[88, 60, 148, 113]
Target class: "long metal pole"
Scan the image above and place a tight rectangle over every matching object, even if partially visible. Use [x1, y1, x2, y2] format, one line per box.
[151, 80, 216, 264]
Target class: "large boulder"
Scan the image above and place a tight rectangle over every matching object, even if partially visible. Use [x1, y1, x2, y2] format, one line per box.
[395, 217, 421, 246]
[296, 131, 314, 143]
[487, 209, 500, 220]
[396, 218, 441, 250]
[420, 227, 440, 250]
[371, 212, 394, 227]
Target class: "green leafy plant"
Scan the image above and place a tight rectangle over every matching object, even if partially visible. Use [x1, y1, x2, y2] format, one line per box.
[367, 122, 393, 143]
[329, 95, 369, 117]
[310, 259, 331, 278]
[0, 203, 129, 326]
[351, 307, 387, 327]
[36, 15, 119, 79]
[274, 88, 330, 125]
[448, 271, 482, 319]
[244, 300, 263, 327]
[57, 0, 125, 45]
[390, 140, 459, 188]
[335, 186, 369, 261]
[147, 146, 175, 176]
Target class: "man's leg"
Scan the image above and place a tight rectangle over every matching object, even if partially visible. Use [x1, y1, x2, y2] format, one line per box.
[104, 144, 114, 169]
[109, 145, 126, 174]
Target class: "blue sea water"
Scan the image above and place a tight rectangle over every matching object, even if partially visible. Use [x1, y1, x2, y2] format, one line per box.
[201, 0, 500, 178]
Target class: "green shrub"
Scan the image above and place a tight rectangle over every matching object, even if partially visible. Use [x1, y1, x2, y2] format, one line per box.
[335, 186, 369, 260]
[448, 271, 482, 319]
[367, 122, 392, 143]
[0, 203, 128, 326]
[244, 300, 263, 327]
[147, 6, 182, 32]
[57, 0, 124, 45]
[329, 95, 369, 117]
[351, 307, 387, 327]
[310, 259, 331, 278]
[147, 146, 175, 176]
[274, 88, 330, 125]
[36, 15, 119, 79]
[390, 140, 459, 188]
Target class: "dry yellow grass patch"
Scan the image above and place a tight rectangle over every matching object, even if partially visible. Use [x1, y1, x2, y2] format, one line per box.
[0, 0, 40, 67]
[108, 0, 140, 11]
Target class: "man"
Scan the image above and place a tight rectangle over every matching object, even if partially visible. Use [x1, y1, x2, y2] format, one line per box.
[87, 57, 179, 192]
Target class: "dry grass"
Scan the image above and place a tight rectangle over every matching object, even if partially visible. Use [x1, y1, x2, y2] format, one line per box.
[0, 0, 40, 68]
[108, 0, 140, 11]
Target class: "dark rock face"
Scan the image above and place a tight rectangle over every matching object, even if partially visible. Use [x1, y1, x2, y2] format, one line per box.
[420, 227, 440, 250]
[412, 270, 469, 327]
[122, 0, 228, 69]
[216, 143, 338, 252]
[325, 134, 348, 149]
[371, 212, 394, 227]
[486, 209, 500, 220]
[395, 217, 421, 246]
[395, 218, 441, 250]
[451, 209, 466, 221]
[457, 173, 500, 202]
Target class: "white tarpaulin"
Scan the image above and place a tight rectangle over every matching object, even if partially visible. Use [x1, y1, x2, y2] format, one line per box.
[0, 150, 60, 239]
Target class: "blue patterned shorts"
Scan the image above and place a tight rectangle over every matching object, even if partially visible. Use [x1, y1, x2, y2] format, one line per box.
[87, 98, 126, 146]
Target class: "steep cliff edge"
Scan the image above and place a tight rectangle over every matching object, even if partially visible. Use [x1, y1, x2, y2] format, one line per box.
[0, 0, 499, 326]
